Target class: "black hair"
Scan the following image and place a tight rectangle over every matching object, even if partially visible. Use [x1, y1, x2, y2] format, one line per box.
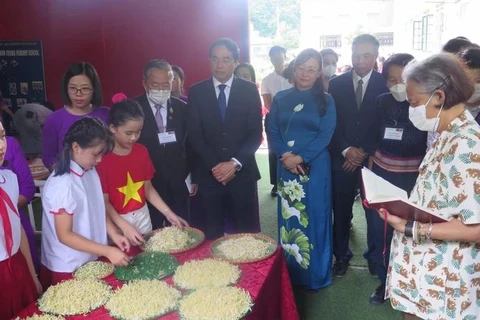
[108, 99, 144, 127]
[209, 38, 239, 61]
[55, 117, 113, 176]
[171, 65, 185, 83]
[234, 62, 257, 83]
[269, 46, 287, 57]
[319, 48, 339, 63]
[293, 48, 327, 116]
[283, 61, 295, 82]
[381, 53, 415, 81]
[442, 37, 472, 54]
[460, 47, 480, 69]
[61, 62, 103, 107]
[352, 34, 380, 51]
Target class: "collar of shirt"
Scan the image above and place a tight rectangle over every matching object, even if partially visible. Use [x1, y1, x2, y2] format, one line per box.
[148, 98, 168, 128]
[212, 75, 234, 89]
[352, 69, 373, 87]
[147, 97, 168, 111]
[70, 160, 88, 177]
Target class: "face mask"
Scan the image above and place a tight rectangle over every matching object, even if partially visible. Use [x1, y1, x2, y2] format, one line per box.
[390, 84, 407, 102]
[467, 83, 480, 103]
[147, 89, 170, 105]
[408, 93, 444, 132]
[323, 65, 337, 78]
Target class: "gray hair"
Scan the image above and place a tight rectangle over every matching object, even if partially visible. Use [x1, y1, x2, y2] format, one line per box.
[403, 53, 474, 108]
[143, 59, 173, 80]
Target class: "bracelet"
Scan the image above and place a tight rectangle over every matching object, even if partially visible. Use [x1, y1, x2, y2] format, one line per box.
[418, 223, 426, 244]
[404, 220, 414, 237]
[426, 222, 433, 241]
[412, 221, 418, 243]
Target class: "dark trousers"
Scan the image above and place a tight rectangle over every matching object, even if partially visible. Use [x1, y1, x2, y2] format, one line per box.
[370, 163, 419, 285]
[149, 182, 189, 230]
[332, 168, 374, 261]
[200, 179, 257, 240]
[268, 148, 277, 186]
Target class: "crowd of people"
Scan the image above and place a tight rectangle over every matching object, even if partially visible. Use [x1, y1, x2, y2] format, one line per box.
[1, 34, 480, 320]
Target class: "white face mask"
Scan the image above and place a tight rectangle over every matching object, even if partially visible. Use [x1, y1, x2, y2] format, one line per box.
[390, 84, 407, 102]
[147, 89, 170, 105]
[467, 83, 480, 104]
[408, 93, 444, 132]
[323, 65, 337, 78]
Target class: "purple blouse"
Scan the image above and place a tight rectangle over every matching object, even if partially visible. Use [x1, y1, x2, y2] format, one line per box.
[4, 136, 35, 201]
[41, 106, 110, 170]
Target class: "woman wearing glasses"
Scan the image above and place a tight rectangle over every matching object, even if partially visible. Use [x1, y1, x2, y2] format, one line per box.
[266, 48, 336, 291]
[42, 62, 109, 171]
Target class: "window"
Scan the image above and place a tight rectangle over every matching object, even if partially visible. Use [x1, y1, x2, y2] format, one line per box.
[413, 20, 422, 50]
[319, 35, 341, 48]
[412, 15, 433, 52]
[374, 32, 394, 46]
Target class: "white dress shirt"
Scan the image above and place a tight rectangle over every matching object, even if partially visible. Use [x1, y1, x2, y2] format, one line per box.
[261, 71, 292, 98]
[212, 75, 242, 168]
[148, 98, 167, 128]
[0, 169, 21, 262]
[342, 69, 374, 157]
[213, 75, 234, 106]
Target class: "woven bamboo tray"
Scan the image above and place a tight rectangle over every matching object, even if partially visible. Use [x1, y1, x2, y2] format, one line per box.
[210, 233, 277, 264]
[141, 227, 205, 254]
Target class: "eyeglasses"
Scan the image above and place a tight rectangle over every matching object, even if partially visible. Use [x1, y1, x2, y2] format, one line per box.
[295, 67, 319, 76]
[209, 57, 234, 65]
[68, 87, 93, 95]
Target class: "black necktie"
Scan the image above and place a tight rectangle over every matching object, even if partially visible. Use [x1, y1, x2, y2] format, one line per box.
[218, 84, 227, 120]
[356, 79, 363, 109]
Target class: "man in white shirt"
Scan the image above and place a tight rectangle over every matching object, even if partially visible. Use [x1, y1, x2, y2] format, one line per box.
[262, 46, 292, 196]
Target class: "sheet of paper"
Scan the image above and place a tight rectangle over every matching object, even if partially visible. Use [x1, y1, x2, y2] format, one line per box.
[185, 173, 193, 193]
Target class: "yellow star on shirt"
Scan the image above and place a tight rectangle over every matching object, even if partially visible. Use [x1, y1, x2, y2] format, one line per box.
[117, 172, 144, 208]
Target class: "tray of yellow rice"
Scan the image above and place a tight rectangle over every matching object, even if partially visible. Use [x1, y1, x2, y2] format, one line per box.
[106, 280, 181, 320]
[37, 278, 112, 316]
[210, 233, 277, 264]
[73, 261, 114, 280]
[173, 258, 241, 290]
[178, 286, 253, 320]
[114, 252, 179, 281]
[141, 226, 205, 254]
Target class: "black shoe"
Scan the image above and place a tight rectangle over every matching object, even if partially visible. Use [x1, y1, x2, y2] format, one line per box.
[368, 259, 377, 276]
[333, 259, 349, 277]
[369, 284, 386, 304]
[270, 186, 277, 197]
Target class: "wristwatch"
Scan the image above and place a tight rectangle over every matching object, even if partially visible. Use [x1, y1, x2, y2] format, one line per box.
[234, 162, 241, 172]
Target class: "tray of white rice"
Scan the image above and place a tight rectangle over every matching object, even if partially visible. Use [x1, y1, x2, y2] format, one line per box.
[114, 252, 179, 281]
[173, 258, 241, 290]
[37, 278, 112, 316]
[141, 226, 205, 254]
[73, 261, 114, 280]
[210, 233, 277, 263]
[178, 286, 254, 320]
[105, 280, 181, 320]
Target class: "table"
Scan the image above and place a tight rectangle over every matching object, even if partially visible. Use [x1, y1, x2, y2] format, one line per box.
[16, 241, 299, 320]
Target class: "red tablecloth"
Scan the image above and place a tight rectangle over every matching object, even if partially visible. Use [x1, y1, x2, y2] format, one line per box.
[16, 241, 299, 320]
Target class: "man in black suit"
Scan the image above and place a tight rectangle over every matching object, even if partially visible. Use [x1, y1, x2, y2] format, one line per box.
[135, 59, 197, 229]
[328, 34, 388, 278]
[187, 38, 262, 240]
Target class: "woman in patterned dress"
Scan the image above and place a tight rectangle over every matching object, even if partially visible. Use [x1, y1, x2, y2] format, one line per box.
[379, 53, 480, 319]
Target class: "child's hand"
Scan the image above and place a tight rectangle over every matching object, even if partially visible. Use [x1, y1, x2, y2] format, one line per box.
[110, 232, 131, 252]
[106, 247, 131, 266]
[33, 275, 43, 295]
[166, 212, 189, 228]
[120, 223, 145, 246]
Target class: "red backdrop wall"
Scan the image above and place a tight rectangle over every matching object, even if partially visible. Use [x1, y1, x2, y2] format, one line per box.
[0, 0, 250, 107]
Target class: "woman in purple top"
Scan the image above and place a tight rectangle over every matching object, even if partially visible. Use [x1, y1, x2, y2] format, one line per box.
[171, 65, 188, 102]
[42, 62, 109, 170]
[3, 136, 39, 271]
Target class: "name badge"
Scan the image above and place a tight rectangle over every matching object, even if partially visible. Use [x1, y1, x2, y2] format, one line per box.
[383, 127, 404, 141]
[158, 131, 177, 144]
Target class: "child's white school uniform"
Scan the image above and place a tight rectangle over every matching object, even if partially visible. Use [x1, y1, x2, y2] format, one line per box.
[0, 169, 20, 261]
[41, 161, 107, 272]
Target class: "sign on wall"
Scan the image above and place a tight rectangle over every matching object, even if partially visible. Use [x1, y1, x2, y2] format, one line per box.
[0, 40, 46, 110]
